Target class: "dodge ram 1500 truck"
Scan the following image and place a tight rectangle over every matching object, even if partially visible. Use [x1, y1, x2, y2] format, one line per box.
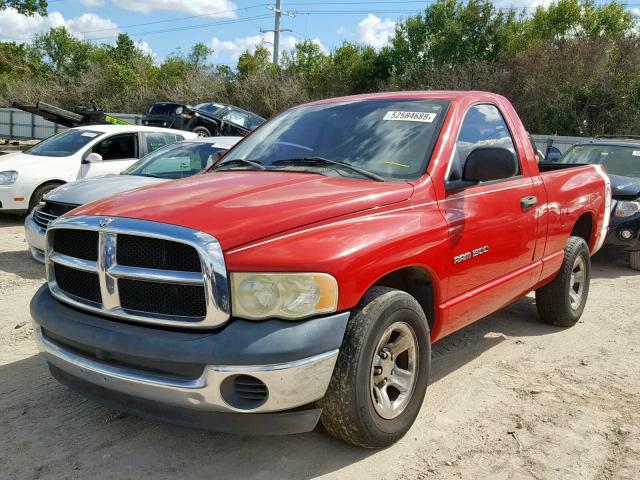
[30, 91, 610, 448]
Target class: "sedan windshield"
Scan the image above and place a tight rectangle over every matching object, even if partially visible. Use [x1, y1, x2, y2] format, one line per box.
[122, 141, 228, 179]
[219, 99, 450, 181]
[560, 144, 640, 179]
[24, 129, 102, 157]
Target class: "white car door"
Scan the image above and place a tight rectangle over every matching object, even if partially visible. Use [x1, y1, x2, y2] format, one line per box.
[78, 132, 140, 179]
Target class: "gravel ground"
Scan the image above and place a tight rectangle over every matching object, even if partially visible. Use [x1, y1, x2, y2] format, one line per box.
[1, 212, 638, 480]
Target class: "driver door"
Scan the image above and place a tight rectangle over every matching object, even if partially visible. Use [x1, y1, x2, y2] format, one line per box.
[441, 104, 538, 334]
[79, 133, 139, 178]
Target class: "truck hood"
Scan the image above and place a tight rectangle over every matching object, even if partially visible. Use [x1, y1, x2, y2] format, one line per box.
[72, 172, 414, 249]
[45, 174, 167, 205]
[610, 174, 640, 200]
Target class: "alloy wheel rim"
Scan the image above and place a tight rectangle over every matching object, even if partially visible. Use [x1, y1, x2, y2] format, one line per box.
[569, 256, 586, 310]
[370, 321, 419, 420]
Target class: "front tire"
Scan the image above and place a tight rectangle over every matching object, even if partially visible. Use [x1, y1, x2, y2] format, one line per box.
[29, 182, 62, 212]
[535, 236, 591, 327]
[630, 251, 640, 271]
[191, 126, 212, 137]
[320, 287, 431, 448]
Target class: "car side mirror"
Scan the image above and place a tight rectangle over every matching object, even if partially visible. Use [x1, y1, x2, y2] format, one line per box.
[462, 146, 518, 183]
[85, 153, 103, 163]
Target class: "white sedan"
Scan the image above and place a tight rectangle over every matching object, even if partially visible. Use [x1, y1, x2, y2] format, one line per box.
[0, 124, 196, 213]
[25, 136, 241, 262]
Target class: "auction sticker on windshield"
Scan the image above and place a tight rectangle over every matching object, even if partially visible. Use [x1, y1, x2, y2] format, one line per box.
[383, 111, 437, 123]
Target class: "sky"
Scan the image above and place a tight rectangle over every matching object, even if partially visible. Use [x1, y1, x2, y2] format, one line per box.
[0, 0, 630, 66]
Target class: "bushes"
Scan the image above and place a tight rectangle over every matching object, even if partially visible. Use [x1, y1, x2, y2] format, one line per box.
[1, 0, 640, 135]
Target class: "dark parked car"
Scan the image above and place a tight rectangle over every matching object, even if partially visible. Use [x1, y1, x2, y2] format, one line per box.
[559, 140, 640, 270]
[143, 102, 265, 137]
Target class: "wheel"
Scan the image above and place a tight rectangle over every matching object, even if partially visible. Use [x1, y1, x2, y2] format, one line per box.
[29, 183, 62, 212]
[191, 126, 212, 137]
[630, 251, 640, 271]
[535, 236, 591, 327]
[320, 287, 431, 448]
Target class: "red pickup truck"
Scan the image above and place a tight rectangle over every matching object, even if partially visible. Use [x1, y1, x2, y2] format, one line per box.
[31, 91, 610, 448]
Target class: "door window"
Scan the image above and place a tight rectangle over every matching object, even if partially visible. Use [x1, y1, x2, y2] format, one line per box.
[145, 132, 184, 153]
[448, 104, 519, 181]
[92, 133, 137, 160]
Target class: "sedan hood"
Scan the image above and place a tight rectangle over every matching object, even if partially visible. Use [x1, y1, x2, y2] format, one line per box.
[0, 151, 47, 169]
[73, 172, 414, 250]
[45, 174, 168, 205]
[609, 174, 640, 200]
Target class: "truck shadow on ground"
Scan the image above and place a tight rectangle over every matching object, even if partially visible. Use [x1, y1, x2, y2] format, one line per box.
[1, 294, 580, 480]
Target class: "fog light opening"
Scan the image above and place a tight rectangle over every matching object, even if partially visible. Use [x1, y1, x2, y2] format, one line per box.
[220, 374, 268, 410]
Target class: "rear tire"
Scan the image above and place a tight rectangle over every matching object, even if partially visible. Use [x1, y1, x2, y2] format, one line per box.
[320, 287, 431, 448]
[535, 236, 591, 327]
[29, 182, 62, 212]
[192, 126, 212, 137]
[630, 251, 640, 271]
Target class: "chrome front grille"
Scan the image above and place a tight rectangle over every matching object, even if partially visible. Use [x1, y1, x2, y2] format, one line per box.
[33, 201, 80, 231]
[45, 216, 230, 329]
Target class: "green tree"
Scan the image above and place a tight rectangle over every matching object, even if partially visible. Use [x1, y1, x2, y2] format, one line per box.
[188, 42, 214, 67]
[0, 0, 47, 15]
[237, 45, 273, 77]
[33, 27, 93, 78]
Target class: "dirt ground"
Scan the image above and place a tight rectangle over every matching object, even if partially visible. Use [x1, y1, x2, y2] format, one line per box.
[1, 212, 638, 480]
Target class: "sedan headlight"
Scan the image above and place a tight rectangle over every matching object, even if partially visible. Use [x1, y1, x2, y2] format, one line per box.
[0, 170, 18, 185]
[175, 106, 184, 115]
[231, 273, 338, 320]
[615, 200, 640, 218]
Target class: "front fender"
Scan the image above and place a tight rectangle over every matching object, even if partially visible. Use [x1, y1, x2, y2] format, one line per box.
[225, 201, 451, 318]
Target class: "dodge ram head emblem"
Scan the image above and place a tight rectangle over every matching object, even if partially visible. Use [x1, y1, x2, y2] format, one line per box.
[99, 217, 113, 228]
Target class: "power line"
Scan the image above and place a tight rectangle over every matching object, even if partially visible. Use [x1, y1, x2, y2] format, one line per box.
[80, 3, 268, 34]
[89, 15, 273, 41]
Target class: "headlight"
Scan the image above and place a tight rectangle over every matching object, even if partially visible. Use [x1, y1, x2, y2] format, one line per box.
[0, 171, 18, 185]
[615, 200, 640, 218]
[231, 273, 338, 320]
[175, 106, 184, 115]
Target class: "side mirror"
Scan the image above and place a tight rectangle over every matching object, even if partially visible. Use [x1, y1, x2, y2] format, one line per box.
[462, 146, 518, 183]
[85, 153, 103, 163]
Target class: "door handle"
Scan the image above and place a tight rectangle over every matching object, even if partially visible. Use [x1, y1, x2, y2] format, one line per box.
[520, 195, 538, 210]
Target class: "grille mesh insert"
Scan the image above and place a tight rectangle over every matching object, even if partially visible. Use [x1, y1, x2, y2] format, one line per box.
[117, 235, 201, 272]
[54, 263, 101, 304]
[119, 279, 206, 318]
[53, 229, 99, 261]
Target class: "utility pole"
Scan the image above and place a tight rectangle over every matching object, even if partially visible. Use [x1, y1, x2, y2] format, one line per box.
[261, 1, 295, 65]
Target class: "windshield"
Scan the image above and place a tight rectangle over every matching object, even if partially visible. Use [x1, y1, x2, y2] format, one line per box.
[560, 144, 640, 178]
[194, 103, 226, 115]
[219, 99, 450, 180]
[122, 141, 229, 179]
[24, 129, 102, 157]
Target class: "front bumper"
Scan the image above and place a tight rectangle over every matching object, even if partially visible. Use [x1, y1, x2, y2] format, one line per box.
[31, 286, 349, 434]
[604, 216, 640, 252]
[24, 212, 46, 262]
[0, 185, 29, 212]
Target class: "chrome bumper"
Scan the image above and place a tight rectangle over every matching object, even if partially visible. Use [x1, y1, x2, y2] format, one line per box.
[36, 328, 338, 413]
[24, 213, 46, 263]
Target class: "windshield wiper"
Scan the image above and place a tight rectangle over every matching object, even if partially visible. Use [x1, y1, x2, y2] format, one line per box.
[272, 157, 385, 182]
[211, 158, 266, 171]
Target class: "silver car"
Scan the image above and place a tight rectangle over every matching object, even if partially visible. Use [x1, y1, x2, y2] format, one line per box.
[25, 136, 241, 262]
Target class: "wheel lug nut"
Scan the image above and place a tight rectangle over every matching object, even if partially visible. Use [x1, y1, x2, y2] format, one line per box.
[379, 351, 389, 359]
[373, 366, 383, 375]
